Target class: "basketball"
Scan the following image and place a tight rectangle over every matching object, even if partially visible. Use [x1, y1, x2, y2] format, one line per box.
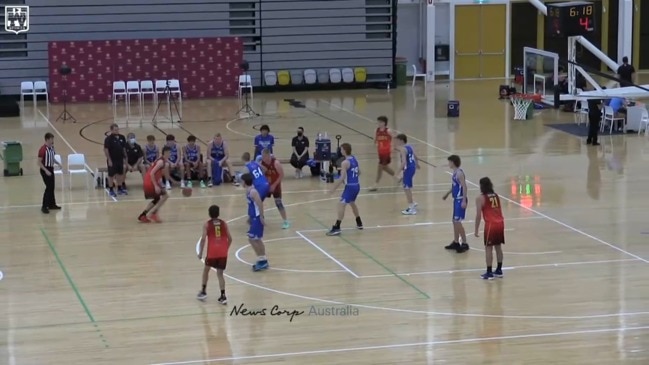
[182, 187, 192, 197]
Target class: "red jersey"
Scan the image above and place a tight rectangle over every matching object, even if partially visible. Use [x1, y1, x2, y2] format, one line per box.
[482, 193, 504, 224]
[206, 219, 230, 259]
[261, 157, 281, 185]
[375, 128, 392, 154]
[143, 158, 166, 190]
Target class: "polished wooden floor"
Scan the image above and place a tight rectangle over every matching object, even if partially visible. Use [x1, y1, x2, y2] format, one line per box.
[2, 79, 649, 364]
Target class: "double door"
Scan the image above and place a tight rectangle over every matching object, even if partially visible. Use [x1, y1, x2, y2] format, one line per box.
[454, 4, 506, 79]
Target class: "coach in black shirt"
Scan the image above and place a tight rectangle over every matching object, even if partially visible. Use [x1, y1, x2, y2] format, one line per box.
[290, 127, 310, 178]
[104, 123, 127, 196]
[617, 57, 635, 87]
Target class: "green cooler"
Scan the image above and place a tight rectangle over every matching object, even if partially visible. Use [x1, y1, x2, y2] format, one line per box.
[395, 57, 408, 86]
[2, 141, 23, 176]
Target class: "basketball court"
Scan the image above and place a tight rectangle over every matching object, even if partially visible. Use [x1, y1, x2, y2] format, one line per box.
[2, 79, 649, 364]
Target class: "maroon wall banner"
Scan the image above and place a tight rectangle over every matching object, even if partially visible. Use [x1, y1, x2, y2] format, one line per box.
[48, 37, 243, 103]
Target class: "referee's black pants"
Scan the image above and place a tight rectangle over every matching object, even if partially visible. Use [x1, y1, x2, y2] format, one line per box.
[40, 166, 56, 209]
[587, 115, 600, 145]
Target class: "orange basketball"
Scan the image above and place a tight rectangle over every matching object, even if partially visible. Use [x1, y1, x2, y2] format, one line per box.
[182, 187, 193, 197]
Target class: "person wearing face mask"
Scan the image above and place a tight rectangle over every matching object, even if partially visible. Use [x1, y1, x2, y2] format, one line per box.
[124, 133, 146, 189]
[290, 127, 310, 178]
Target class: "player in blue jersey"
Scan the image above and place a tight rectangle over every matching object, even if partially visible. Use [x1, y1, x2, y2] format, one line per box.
[183, 135, 206, 188]
[206, 133, 238, 187]
[164, 134, 185, 189]
[241, 173, 268, 272]
[143, 135, 159, 169]
[326, 143, 364, 236]
[442, 154, 469, 253]
[241, 152, 270, 200]
[253, 124, 275, 160]
[394, 134, 420, 215]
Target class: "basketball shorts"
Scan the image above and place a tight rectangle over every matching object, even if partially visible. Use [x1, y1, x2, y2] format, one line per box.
[256, 182, 270, 201]
[484, 222, 505, 246]
[185, 159, 200, 168]
[340, 184, 361, 204]
[205, 257, 227, 270]
[267, 184, 282, 199]
[378, 152, 391, 166]
[402, 168, 416, 189]
[247, 217, 264, 240]
[143, 185, 165, 200]
[107, 159, 124, 177]
[452, 199, 466, 222]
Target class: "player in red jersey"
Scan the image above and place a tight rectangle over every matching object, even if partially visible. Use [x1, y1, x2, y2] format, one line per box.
[368, 116, 396, 191]
[474, 177, 505, 280]
[197, 205, 232, 304]
[260, 148, 289, 229]
[138, 146, 178, 223]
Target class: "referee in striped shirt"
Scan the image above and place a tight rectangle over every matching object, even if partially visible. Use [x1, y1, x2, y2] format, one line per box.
[38, 133, 62, 214]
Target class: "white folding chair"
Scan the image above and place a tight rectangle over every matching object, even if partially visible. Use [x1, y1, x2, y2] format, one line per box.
[20, 81, 34, 105]
[126, 81, 141, 113]
[167, 79, 182, 102]
[140, 80, 155, 103]
[238, 74, 253, 100]
[264, 71, 277, 87]
[67, 153, 90, 189]
[33, 81, 48, 104]
[154, 79, 167, 103]
[638, 109, 649, 136]
[304, 69, 317, 85]
[341, 68, 354, 83]
[602, 105, 625, 134]
[54, 154, 64, 189]
[411, 65, 426, 87]
[574, 98, 589, 125]
[112, 81, 126, 106]
[329, 69, 342, 84]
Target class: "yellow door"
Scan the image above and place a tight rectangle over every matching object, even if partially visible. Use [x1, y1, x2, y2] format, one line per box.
[480, 4, 506, 78]
[454, 5, 481, 79]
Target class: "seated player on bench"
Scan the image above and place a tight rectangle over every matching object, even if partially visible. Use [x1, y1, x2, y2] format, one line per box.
[143, 135, 159, 170]
[206, 133, 238, 187]
[124, 133, 146, 189]
[183, 135, 206, 188]
[164, 134, 185, 189]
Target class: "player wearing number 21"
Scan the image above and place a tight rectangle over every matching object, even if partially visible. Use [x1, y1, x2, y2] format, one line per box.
[474, 177, 505, 280]
[197, 205, 232, 304]
[326, 143, 364, 236]
[394, 134, 420, 215]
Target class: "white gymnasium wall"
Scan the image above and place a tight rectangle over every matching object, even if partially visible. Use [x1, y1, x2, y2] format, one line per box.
[397, 2, 423, 76]
[433, 3, 451, 75]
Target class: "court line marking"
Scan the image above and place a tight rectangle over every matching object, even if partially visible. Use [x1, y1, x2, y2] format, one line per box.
[234, 237, 346, 273]
[193, 193, 649, 320]
[297, 216, 542, 233]
[0, 183, 451, 210]
[295, 231, 360, 278]
[37, 109, 118, 202]
[357, 258, 640, 279]
[0, 270, 3, 281]
[151, 324, 649, 365]
[321, 100, 649, 264]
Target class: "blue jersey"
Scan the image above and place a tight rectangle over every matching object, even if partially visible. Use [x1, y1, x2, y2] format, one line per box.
[246, 161, 269, 190]
[168, 144, 179, 164]
[184, 145, 199, 163]
[247, 189, 261, 219]
[403, 145, 416, 171]
[210, 142, 225, 160]
[451, 168, 465, 199]
[254, 134, 274, 157]
[145, 145, 158, 163]
[345, 156, 360, 186]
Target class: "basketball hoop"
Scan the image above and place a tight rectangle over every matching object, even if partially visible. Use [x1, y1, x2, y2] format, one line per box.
[511, 94, 540, 120]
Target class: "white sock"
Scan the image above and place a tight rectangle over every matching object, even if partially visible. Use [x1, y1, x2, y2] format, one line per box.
[259, 255, 267, 261]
